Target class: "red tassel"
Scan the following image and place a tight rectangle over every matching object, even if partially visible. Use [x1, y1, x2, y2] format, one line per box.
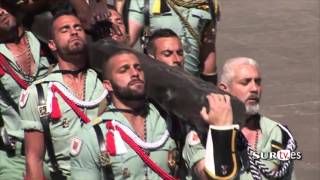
[0, 66, 5, 77]
[106, 122, 116, 156]
[50, 95, 61, 119]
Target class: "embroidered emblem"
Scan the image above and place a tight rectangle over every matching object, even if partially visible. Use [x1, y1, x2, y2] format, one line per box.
[187, 130, 201, 146]
[38, 105, 48, 117]
[122, 167, 131, 178]
[221, 165, 228, 175]
[19, 89, 29, 108]
[70, 137, 82, 156]
[100, 152, 112, 166]
[62, 119, 71, 128]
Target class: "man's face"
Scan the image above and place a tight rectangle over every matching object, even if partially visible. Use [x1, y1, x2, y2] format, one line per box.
[0, 7, 17, 34]
[105, 53, 145, 101]
[153, 37, 184, 67]
[227, 64, 262, 115]
[49, 15, 87, 55]
[109, 10, 127, 43]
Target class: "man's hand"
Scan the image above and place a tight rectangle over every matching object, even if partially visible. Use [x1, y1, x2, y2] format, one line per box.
[70, 0, 111, 33]
[200, 93, 233, 126]
[193, 159, 209, 180]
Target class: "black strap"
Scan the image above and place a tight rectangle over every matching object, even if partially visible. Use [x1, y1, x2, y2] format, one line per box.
[51, 66, 88, 75]
[142, 0, 150, 54]
[49, 171, 67, 180]
[143, 0, 150, 29]
[93, 124, 114, 180]
[208, 0, 217, 24]
[0, 81, 19, 114]
[36, 84, 63, 175]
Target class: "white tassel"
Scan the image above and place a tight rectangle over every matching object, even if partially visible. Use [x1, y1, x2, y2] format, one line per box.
[114, 129, 128, 154]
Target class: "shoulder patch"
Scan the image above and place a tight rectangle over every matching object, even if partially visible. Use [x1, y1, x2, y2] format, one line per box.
[187, 130, 201, 146]
[19, 89, 29, 108]
[70, 137, 83, 156]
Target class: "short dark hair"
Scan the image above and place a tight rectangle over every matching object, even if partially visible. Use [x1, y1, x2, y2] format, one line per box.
[50, 10, 77, 39]
[146, 28, 179, 55]
[102, 48, 139, 80]
[0, 1, 18, 16]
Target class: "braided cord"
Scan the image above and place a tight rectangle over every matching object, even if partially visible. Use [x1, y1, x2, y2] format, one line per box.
[167, 0, 201, 45]
[169, 0, 208, 8]
[244, 125, 297, 180]
[48, 82, 108, 108]
[111, 120, 170, 150]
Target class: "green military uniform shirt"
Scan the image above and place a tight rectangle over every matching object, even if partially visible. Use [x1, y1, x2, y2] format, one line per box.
[129, 0, 211, 75]
[0, 31, 51, 180]
[19, 65, 105, 177]
[71, 103, 176, 180]
[0, 31, 50, 140]
[182, 116, 296, 180]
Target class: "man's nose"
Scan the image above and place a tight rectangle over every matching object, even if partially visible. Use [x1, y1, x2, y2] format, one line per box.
[70, 28, 78, 35]
[250, 81, 259, 92]
[0, 10, 6, 16]
[173, 53, 183, 63]
[130, 67, 140, 77]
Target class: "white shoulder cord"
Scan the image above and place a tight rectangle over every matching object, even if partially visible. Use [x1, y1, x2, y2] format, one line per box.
[111, 120, 170, 150]
[46, 81, 108, 113]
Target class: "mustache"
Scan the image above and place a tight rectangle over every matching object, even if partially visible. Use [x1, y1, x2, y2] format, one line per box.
[173, 62, 183, 67]
[246, 94, 260, 101]
[69, 37, 84, 43]
[128, 78, 144, 86]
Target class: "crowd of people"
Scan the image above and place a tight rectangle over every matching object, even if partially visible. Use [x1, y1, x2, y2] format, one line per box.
[0, 0, 296, 180]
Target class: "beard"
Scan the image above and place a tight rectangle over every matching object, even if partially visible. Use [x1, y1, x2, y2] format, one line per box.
[245, 103, 260, 115]
[244, 93, 260, 115]
[57, 38, 87, 56]
[0, 21, 19, 40]
[111, 79, 146, 101]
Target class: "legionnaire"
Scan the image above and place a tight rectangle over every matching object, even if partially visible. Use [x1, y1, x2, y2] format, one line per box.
[146, 28, 184, 68]
[71, 49, 178, 180]
[20, 11, 107, 180]
[0, 5, 51, 180]
[183, 57, 296, 179]
[70, 48, 232, 180]
[128, 0, 220, 84]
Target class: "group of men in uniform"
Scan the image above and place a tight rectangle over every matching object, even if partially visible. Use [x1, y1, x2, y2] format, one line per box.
[0, 0, 297, 180]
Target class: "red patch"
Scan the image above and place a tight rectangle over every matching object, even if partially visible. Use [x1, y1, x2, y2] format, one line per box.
[19, 89, 29, 108]
[187, 130, 200, 146]
[70, 137, 82, 156]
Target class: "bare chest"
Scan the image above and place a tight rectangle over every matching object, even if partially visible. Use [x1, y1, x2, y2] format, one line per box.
[6, 38, 36, 76]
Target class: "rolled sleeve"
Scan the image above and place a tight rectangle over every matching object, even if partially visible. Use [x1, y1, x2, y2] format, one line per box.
[19, 85, 43, 132]
[128, 0, 144, 24]
[182, 133, 205, 168]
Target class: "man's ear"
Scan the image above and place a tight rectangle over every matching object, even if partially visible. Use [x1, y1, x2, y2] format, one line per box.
[218, 82, 229, 92]
[103, 80, 113, 92]
[48, 40, 57, 51]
